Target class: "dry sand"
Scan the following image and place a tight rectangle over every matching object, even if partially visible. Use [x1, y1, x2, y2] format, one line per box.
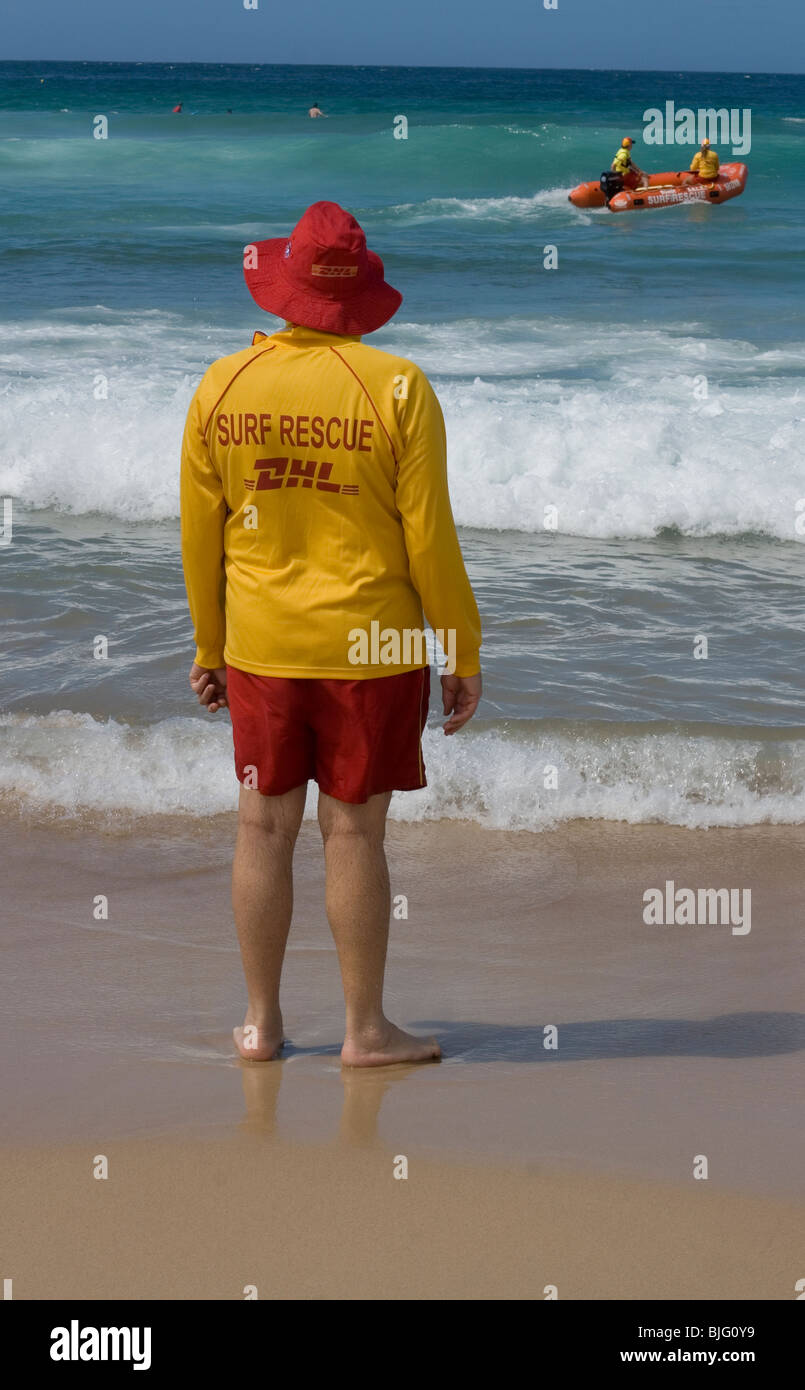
[2, 1135, 802, 1301]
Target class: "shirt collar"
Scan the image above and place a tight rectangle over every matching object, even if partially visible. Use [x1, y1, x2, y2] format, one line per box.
[255, 323, 362, 348]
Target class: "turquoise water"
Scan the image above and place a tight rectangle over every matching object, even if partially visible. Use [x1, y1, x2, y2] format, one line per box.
[3, 64, 804, 333]
[1, 63, 804, 828]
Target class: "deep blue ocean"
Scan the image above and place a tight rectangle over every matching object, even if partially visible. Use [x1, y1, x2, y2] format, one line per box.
[1, 62, 804, 829]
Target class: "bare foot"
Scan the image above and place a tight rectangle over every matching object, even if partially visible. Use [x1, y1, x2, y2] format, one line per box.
[341, 1021, 441, 1068]
[233, 1021, 284, 1062]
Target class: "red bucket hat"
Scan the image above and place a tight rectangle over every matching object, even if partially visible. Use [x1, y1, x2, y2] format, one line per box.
[243, 201, 402, 335]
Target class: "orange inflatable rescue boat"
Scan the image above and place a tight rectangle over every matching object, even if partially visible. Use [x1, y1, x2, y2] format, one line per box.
[569, 163, 748, 212]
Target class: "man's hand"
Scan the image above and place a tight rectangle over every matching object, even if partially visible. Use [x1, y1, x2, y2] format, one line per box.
[441, 671, 482, 736]
[189, 663, 228, 712]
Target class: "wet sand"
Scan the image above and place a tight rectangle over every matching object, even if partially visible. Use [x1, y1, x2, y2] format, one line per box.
[2, 813, 803, 1297]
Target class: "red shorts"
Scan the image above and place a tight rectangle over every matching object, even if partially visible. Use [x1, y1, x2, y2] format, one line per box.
[226, 665, 430, 804]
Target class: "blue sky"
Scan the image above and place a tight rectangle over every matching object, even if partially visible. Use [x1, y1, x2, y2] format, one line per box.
[3, 0, 804, 72]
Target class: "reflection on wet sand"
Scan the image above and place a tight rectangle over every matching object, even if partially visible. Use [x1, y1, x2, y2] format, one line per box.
[238, 1055, 416, 1149]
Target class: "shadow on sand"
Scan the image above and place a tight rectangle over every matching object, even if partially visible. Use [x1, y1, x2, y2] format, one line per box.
[412, 1012, 805, 1063]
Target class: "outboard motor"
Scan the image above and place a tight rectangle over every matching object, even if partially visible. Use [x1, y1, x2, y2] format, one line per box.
[599, 170, 624, 201]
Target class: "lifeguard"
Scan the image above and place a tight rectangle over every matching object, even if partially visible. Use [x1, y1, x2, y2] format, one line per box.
[687, 138, 720, 181]
[180, 201, 482, 1069]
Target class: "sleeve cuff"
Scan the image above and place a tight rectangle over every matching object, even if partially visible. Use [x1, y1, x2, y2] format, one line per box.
[194, 646, 226, 670]
[452, 653, 481, 678]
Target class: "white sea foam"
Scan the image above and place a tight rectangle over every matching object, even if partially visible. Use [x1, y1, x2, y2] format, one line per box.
[1, 313, 802, 539]
[389, 188, 573, 221]
[1, 711, 802, 830]
[435, 371, 804, 538]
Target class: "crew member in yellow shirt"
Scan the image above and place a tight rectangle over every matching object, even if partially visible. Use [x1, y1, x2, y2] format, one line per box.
[181, 201, 482, 1068]
[687, 138, 720, 181]
[611, 136, 646, 190]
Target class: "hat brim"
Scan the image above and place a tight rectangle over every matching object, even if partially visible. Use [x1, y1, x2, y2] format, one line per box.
[244, 237, 402, 335]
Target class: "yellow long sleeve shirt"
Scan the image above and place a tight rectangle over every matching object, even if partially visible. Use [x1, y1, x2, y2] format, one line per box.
[180, 325, 482, 679]
[690, 149, 720, 178]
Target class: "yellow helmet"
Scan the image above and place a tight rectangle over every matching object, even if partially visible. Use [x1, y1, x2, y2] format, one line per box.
[702, 138, 711, 147]
[622, 137, 633, 147]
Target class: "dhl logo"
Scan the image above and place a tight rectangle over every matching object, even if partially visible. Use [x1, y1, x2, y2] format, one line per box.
[244, 457, 359, 495]
[311, 263, 359, 278]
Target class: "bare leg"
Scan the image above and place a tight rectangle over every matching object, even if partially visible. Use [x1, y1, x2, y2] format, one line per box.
[232, 782, 306, 1060]
[318, 790, 441, 1067]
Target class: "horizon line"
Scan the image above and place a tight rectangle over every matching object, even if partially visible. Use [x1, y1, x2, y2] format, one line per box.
[1, 58, 803, 77]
